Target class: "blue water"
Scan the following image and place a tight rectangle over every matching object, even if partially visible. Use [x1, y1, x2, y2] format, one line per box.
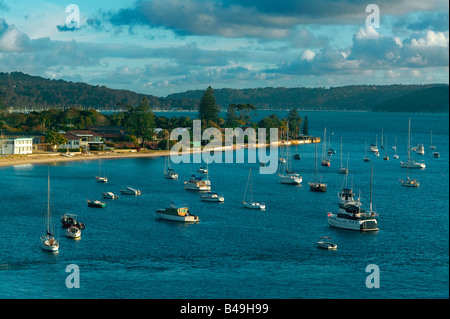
[0, 111, 448, 299]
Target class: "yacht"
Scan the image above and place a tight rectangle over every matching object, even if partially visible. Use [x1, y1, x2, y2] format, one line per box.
[243, 168, 266, 210]
[164, 168, 178, 180]
[87, 200, 106, 208]
[200, 191, 224, 202]
[327, 163, 378, 232]
[416, 144, 425, 155]
[65, 226, 81, 239]
[279, 171, 302, 185]
[401, 177, 420, 188]
[60, 213, 85, 229]
[184, 174, 211, 191]
[156, 202, 199, 222]
[400, 118, 426, 169]
[337, 187, 361, 209]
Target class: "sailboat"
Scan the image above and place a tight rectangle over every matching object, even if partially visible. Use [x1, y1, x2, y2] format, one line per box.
[383, 136, 389, 160]
[337, 137, 348, 174]
[309, 142, 327, 192]
[380, 126, 384, 149]
[279, 122, 302, 185]
[41, 172, 60, 252]
[363, 141, 370, 162]
[401, 166, 419, 188]
[429, 131, 436, 149]
[96, 159, 108, 183]
[164, 132, 178, 179]
[242, 168, 265, 209]
[400, 118, 426, 169]
[321, 127, 331, 166]
[369, 135, 378, 153]
[393, 137, 399, 159]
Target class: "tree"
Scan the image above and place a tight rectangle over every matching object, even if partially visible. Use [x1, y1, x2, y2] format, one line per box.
[124, 97, 155, 148]
[198, 86, 220, 127]
[286, 108, 302, 138]
[302, 116, 309, 136]
[45, 131, 68, 151]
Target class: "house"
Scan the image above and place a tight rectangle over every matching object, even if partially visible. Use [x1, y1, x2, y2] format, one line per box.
[1, 137, 33, 155]
[67, 130, 104, 151]
[58, 133, 81, 150]
[86, 126, 125, 142]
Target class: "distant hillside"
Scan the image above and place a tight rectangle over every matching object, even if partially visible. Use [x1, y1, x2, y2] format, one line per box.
[0, 72, 448, 113]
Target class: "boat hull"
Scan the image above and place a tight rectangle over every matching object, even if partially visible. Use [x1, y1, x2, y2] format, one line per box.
[308, 182, 327, 192]
[243, 202, 265, 210]
[279, 174, 302, 185]
[400, 161, 426, 169]
[155, 211, 199, 222]
[327, 214, 378, 232]
[41, 239, 59, 252]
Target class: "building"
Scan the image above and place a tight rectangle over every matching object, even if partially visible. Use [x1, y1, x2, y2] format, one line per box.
[67, 130, 104, 151]
[1, 137, 33, 155]
[58, 133, 81, 150]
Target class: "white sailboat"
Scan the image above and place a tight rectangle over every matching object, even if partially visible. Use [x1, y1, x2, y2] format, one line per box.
[243, 168, 265, 210]
[337, 137, 348, 174]
[96, 159, 108, 183]
[164, 132, 178, 179]
[401, 166, 419, 188]
[279, 122, 302, 185]
[383, 136, 389, 160]
[41, 173, 59, 252]
[393, 137, 399, 159]
[429, 131, 436, 149]
[321, 127, 330, 166]
[400, 118, 426, 169]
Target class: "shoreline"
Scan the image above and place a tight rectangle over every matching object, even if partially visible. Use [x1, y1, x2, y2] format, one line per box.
[0, 139, 318, 168]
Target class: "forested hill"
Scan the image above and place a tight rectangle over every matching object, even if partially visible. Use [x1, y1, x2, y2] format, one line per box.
[1, 72, 448, 113]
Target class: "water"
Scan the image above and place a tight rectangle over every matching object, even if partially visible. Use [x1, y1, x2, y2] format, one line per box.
[0, 111, 448, 299]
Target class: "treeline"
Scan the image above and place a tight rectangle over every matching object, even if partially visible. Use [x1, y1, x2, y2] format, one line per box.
[2, 72, 447, 113]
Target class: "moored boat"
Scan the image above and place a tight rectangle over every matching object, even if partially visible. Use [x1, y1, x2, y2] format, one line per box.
[65, 226, 81, 239]
[102, 192, 119, 199]
[60, 213, 85, 229]
[156, 202, 199, 222]
[87, 199, 106, 208]
[317, 237, 337, 250]
[200, 191, 224, 202]
[120, 187, 142, 195]
[184, 175, 211, 191]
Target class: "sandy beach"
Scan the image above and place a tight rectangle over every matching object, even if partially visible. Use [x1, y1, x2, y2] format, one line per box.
[0, 139, 317, 168]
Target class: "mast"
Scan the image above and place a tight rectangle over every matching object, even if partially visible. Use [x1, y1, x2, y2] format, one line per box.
[47, 172, 50, 233]
[407, 118, 411, 161]
[369, 162, 373, 212]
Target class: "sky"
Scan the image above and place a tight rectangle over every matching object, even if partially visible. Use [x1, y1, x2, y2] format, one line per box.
[0, 0, 448, 97]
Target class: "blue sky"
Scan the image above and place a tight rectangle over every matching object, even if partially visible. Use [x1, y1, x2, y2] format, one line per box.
[0, 0, 448, 97]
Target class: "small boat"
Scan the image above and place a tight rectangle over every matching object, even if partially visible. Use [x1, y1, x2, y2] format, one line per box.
[363, 141, 370, 162]
[309, 142, 327, 192]
[321, 158, 331, 166]
[65, 226, 81, 239]
[164, 168, 178, 179]
[278, 157, 286, 164]
[41, 173, 59, 252]
[120, 187, 142, 195]
[401, 177, 420, 188]
[87, 200, 106, 208]
[279, 126, 303, 185]
[429, 131, 436, 149]
[383, 155, 389, 160]
[374, 151, 379, 157]
[433, 152, 440, 158]
[184, 175, 211, 191]
[156, 202, 199, 222]
[401, 118, 426, 169]
[197, 166, 208, 174]
[383, 136, 389, 160]
[200, 191, 224, 202]
[393, 138, 399, 159]
[102, 192, 119, 199]
[96, 160, 108, 183]
[243, 168, 266, 210]
[293, 154, 301, 160]
[337, 139, 348, 174]
[60, 213, 85, 229]
[317, 237, 337, 250]
[416, 144, 425, 155]
[163, 132, 178, 179]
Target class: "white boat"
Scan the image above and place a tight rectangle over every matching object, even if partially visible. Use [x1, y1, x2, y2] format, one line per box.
[156, 202, 199, 222]
[96, 159, 108, 183]
[393, 137, 399, 159]
[429, 131, 436, 149]
[65, 226, 81, 239]
[41, 173, 59, 252]
[278, 157, 286, 164]
[317, 237, 337, 250]
[369, 135, 378, 153]
[102, 192, 119, 199]
[400, 118, 426, 169]
[243, 168, 265, 210]
[184, 174, 211, 191]
[279, 122, 302, 185]
[327, 163, 379, 232]
[401, 166, 419, 188]
[163, 132, 178, 179]
[416, 144, 425, 155]
[200, 191, 224, 202]
[338, 187, 361, 209]
[337, 138, 348, 174]
[120, 187, 142, 195]
[197, 166, 208, 174]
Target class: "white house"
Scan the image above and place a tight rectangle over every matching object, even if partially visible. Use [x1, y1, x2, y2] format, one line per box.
[57, 133, 81, 150]
[1, 137, 33, 155]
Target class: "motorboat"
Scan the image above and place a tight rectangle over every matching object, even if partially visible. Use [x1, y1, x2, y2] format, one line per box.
[184, 175, 211, 191]
[200, 191, 224, 202]
[293, 154, 301, 160]
[368, 144, 378, 153]
[433, 152, 439, 158]
[102, 192, 119, 199]
[156, 202, 199, 222]
[65, 226, 81, 239]
[120, 187, 142, 195]
[337, 188, 361, 209]
[60, 213, 85, 229]
[416, 144, 425, 155]
[317, 237, 337, 250]
[87, 200, 106, 208]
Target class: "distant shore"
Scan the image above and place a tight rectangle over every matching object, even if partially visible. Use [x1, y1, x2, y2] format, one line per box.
[0, 138, 319, 168]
